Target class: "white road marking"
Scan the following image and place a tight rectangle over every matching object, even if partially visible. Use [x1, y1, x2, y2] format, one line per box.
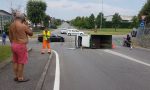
[104, 49, 150, 67]
[53, 50, 60, 90]
[67, 48, 76, 50]
[35, 51, 53, 90]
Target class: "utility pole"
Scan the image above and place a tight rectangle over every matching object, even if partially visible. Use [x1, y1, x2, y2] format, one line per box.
[100, 0, 103, 30]
[11, 0, 12, 9]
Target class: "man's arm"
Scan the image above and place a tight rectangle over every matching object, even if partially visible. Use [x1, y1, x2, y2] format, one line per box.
[24, 25, 33, 36]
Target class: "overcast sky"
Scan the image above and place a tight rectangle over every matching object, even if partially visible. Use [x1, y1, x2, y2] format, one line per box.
[0, 0, 147, 20]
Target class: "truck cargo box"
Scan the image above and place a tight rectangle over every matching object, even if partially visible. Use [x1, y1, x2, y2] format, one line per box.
[90, 35, 112, 49]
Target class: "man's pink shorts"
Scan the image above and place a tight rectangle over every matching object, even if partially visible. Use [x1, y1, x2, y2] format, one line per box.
[11, 43, 28, 64]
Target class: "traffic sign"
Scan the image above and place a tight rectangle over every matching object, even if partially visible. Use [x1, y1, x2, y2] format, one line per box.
[140, 20, 145, 28]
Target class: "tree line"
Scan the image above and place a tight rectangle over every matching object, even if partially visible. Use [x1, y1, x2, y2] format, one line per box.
[4, 0, 150, 33]
[71, 0, 150, 30]
[26, 0, 150, 30]
[71, 13, 140, 30]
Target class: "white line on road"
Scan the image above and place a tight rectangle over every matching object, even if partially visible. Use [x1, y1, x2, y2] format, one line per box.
[104, 49, 150, 67]
[35, 51, 53, 90]
[53, 50, 60, 90]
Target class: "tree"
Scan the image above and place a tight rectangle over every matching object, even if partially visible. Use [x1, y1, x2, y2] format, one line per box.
[26, 0, 47, 26]
[95, 12, 105, 29]
[71, 14, 95, 29]
[43, 15, 50, 27]
[4, 22, 11, 35]
[82, 17, 89, 29]
[130, 16, 139, 28]
[112, 13, 122, 31]
[71, 16, 83, 28]
[75, 16, 82, 28]
[81, 17, 86, 28]
[53, 19, 62, 26]
[139, 0, 150, 24]
[88, 14, 95, 29]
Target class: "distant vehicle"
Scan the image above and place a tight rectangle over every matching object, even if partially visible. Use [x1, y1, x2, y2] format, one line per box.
[38, 34, 65, 42]
[60, 28, 68, 34]
[131, 28, 137, 37]
[67, 29, 84, 36]
[50, 24, 57, 29]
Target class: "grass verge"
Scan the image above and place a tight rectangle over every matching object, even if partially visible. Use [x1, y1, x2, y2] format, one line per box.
[83, 28, 131, 35]
[0, 45, 12, 63]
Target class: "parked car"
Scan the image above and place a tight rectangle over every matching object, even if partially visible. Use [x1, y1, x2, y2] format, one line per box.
[38, 34, 65, 42]
[67, 29, 84, 36]
[60, 28, 68, 34]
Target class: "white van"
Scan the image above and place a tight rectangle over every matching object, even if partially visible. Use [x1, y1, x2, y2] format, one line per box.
[67, 29, 84, 36]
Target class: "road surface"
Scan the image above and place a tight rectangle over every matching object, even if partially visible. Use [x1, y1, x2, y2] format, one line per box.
[1, 22, 150, 90]
[51, 23, 150, 90]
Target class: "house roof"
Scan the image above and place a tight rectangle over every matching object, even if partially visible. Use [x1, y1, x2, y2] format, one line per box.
[104, 15, 133, 22]
[0, 10, 12, 16]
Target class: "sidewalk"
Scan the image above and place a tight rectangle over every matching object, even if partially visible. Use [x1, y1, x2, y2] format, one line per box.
[0, 47, 50, 90]
[0, 39, 9, 42]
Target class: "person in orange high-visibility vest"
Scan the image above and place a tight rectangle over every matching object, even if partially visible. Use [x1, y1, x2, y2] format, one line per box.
[41, 27, 51, 54]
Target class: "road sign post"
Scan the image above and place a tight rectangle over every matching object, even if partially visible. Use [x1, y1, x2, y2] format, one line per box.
[140, 15, 146, 29]
[140, 20, 145, 29]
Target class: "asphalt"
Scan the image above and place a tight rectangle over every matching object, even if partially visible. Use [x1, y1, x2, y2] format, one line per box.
[42, 52, 56, 90]
[1, 22, 150, 90]
[52, 23, 150, 90]
[51, 40, 150, 90]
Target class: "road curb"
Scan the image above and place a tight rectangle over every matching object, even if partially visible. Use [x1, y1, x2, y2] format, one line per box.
[0, 47, 32, 69]
[35, 51, 53, 90]
[134, 46, 150, 51]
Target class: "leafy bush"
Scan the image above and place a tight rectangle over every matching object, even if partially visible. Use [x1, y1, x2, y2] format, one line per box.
[4, 22, 11, 35]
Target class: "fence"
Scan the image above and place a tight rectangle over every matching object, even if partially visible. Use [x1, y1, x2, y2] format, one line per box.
[135, 27, 150, 48]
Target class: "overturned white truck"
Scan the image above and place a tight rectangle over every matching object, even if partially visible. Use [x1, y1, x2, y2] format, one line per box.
[75, 35, 112, 49]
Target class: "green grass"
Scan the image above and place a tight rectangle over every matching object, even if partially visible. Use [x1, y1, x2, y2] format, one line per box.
[0, 45, 12, 63]
[33, 31, 42, 34]
[83, 28, 132, 35]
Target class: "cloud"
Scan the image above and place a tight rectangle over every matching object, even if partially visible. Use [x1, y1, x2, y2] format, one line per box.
[46, 0, 135, 20]
[103, 4, 135, 16]
[0, 0, 144, 20]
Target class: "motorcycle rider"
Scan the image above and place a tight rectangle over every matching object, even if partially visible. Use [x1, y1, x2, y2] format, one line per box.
[123, 34, 132, 49]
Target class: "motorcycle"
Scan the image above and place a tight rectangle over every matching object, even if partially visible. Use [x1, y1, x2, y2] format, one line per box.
[122, 37, 132, 49]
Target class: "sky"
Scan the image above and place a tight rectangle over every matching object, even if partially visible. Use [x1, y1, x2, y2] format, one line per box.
[0, 0, 147, 20]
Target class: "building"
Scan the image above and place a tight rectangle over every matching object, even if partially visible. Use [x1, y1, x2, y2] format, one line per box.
[0, 10, 12, 33]
[104, 15, 133, 22]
